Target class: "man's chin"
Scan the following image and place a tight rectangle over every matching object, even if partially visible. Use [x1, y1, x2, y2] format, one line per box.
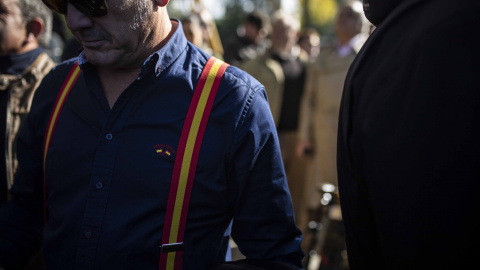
[83, 50, 115, 67]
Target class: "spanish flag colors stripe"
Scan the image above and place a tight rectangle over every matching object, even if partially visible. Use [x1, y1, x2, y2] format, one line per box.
[43, 62, 81, 222]
[159, 57, 229, 270]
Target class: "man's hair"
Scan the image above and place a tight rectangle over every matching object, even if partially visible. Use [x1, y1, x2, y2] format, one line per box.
[245, 10, 270, 32]
[17, 0, 53, 48]
[298, 27, 321, 47]
[271, 10, 300, 33]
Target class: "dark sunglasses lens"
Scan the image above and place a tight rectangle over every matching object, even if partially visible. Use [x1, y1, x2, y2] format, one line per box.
[42, 0, 67, 14]
[71, 0, 108, 17]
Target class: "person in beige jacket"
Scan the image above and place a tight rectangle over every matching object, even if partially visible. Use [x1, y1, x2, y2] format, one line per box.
[296, 1, 369, 228]
[0, 0, 55, 204]
[0, 0, 54, 269]
[241, 11, 309, 229]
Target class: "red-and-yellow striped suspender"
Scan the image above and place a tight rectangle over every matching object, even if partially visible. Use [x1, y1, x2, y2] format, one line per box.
[43, 61, 81, 222]
[158, 57, 229, 270]
[41, 57, 229, 268]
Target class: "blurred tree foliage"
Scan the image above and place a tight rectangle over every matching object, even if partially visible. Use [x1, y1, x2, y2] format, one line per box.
[301, 0, 338, 33]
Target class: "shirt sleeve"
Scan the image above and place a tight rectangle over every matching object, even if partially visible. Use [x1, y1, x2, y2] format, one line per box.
[226, 84, 304, 269]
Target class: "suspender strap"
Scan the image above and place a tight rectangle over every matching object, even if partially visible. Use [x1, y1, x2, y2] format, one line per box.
[40, 58, 229, 266]
[159, 56, 229, 270]
[43, 62, 81, 222]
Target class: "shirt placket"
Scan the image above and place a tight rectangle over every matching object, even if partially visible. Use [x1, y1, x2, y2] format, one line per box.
[74, 80, 139, 269]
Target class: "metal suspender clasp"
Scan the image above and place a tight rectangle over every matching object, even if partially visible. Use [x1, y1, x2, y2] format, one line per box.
[160, 242, 185, 253]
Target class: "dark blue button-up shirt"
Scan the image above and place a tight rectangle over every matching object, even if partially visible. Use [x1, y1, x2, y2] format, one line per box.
[0, 20, 303, 270]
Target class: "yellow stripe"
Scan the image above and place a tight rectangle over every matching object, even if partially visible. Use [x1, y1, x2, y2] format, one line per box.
[166, 252, 176, 270]
[44, 66, 81, 163]
[168, 59, 223, 245]
[164, 60, 223, 270]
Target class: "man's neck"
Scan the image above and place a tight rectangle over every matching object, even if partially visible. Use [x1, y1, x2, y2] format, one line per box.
[96, 20, 178, 108]
[0, 48, 43, 75]
[97, 66, 141, 108]
[337, 32, 359, 45]
[271, 44, 295, 59]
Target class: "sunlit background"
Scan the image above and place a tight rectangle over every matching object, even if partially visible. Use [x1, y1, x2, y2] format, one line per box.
[168, 0, 343, 44]
[53, 0, 347, 62]
[170, 0, 300, 19]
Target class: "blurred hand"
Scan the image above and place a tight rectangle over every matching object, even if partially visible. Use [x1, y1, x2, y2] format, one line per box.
[296, 140, 313, 159]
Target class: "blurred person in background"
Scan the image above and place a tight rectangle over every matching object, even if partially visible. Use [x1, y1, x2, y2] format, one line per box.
[0, 0, 54, 268]
[182, 13, 212, 53]
[194, 7, 224, 60]
[241, 10, 309, 235]
[337, 0, 480, 269]
[223, 10, 270, 67]
[0, 0, 54, 204]
[297, 27, 321, 63]
[295, 0, 368, 267]
[296, 0, 367, 217]
[181, 12, 223, 59]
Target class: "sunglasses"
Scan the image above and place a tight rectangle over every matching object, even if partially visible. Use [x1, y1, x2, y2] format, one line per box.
[42, 0, 108, 17]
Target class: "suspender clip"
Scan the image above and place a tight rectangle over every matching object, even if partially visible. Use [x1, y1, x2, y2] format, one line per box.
[160, 242, 184, 253]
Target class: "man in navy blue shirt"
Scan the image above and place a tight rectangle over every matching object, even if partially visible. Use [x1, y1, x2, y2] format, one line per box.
[0, 0, 304, 269]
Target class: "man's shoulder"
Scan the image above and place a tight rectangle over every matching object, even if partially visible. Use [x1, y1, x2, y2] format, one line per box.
[30, 58, 79, 102]
[185, 45, 265, 94]
[222, 62, 265, 95]
[225, 61, 260, 86]
[196, 52, 268, 111]
[51, 58, 80, 72]
[42, 58, 80, 81]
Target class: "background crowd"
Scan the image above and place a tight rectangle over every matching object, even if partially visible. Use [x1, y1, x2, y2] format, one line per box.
[178, 2, 369, 269]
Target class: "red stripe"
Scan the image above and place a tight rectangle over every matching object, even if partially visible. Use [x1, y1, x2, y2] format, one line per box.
[43, 62, 80, 223]
[43, 62, 80, 153]
[176, 61, 229, 242]
[159, 253, 168, 270]
[161, 57, 215, 244]
[159, 57, 218, 270]
[174, 252, 184, 270]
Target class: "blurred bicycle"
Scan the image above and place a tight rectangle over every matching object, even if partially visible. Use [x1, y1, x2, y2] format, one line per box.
[304, 183, 348, 270]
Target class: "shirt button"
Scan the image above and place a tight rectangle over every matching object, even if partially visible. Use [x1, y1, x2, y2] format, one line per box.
[85, 231, 92, 239]
[96, 182, 103, 189]
[106, 133, 113, 140]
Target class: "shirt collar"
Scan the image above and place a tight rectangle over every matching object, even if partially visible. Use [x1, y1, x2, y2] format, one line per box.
[78, 19, 188, 77]
[336, 34, 365, 58]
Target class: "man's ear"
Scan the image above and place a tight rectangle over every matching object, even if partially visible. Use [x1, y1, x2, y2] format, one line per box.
[26, 18, 44, 43]
[155, 0, 169, 7]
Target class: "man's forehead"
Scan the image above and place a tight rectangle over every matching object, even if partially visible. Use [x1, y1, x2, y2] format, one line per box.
[1, 0, 24, 19]
[0, 0, 19, 11]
